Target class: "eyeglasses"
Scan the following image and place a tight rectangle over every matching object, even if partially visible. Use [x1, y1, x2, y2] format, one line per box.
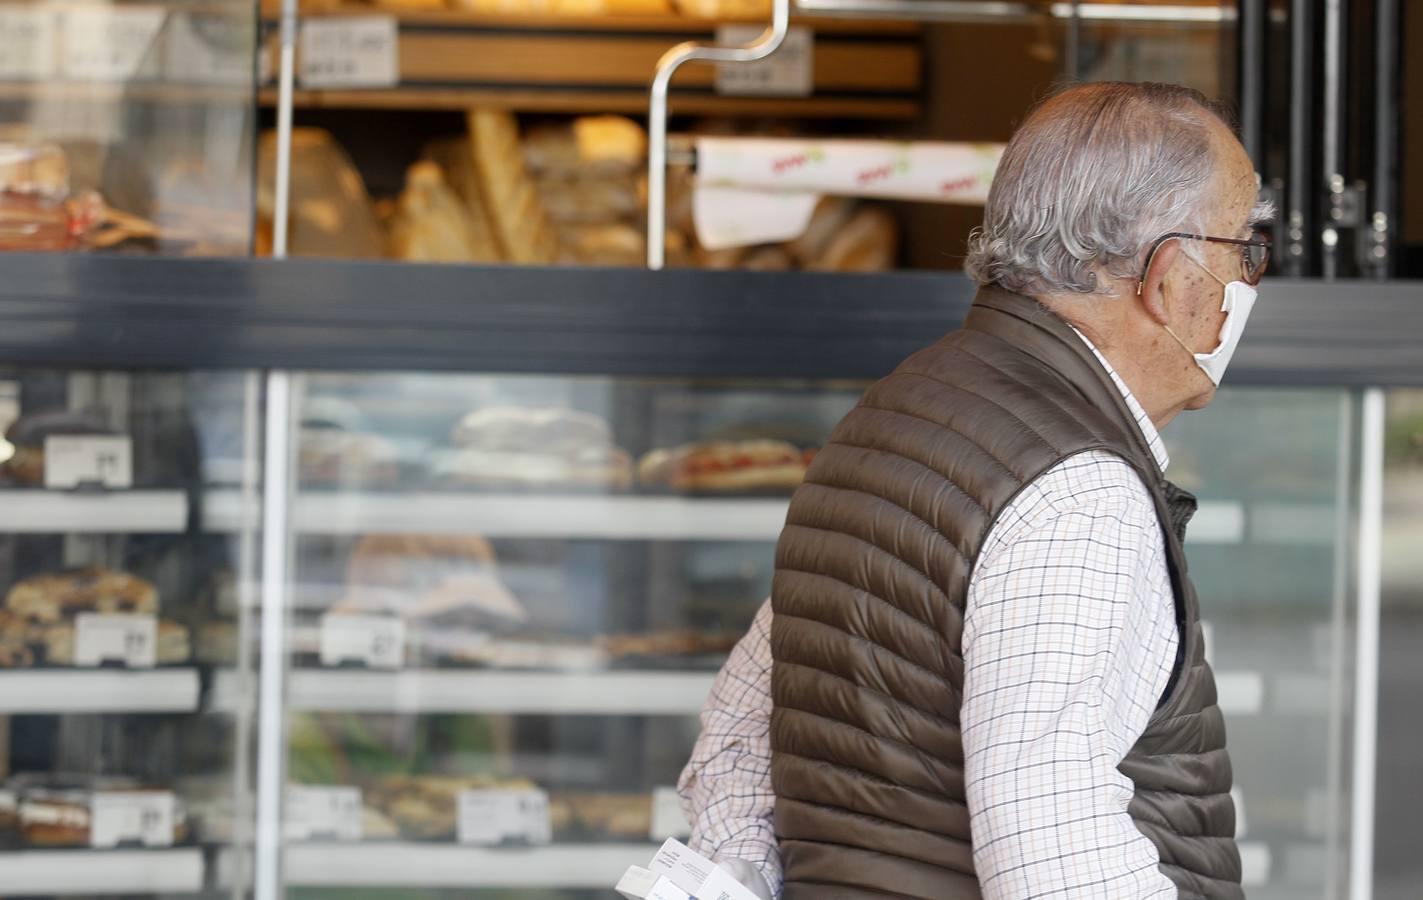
[1138, 231, 1272, 291]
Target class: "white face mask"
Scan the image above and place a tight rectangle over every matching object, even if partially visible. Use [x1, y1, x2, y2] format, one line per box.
[1164, 263, 1259, 387]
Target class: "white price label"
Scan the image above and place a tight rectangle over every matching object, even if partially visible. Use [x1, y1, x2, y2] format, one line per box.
[43, 435, 133, 489]
[299, 16, 398, 88]
[714, 26, 813, 97]
[90, 792, 175, 848]
[320, 614, 405, 669]
[285, 785, 363, 842]
[0, 8, 58, 79]
[650, 786, 690, 840]
[60, 6, 167, 82]
[75, 613, 157, 668]
[457, 788, 550, 846]
[165, 12, 253, 84]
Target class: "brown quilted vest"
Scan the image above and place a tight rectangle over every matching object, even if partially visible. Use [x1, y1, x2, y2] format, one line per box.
[770, 286, 1242, 900]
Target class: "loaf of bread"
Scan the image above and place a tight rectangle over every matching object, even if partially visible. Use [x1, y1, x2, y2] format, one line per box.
[388, 161, 502, 263]
[807, 206, 898, 272]
[6, 569, 158, 625]
[423, 138, 503, 261]
[466, 110, 560, 264]
[256, 129, 385, 259]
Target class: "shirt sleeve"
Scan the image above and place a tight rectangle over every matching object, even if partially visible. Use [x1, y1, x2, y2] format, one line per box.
[677, 598, 783, 896]
[962, 453, 1180, 900]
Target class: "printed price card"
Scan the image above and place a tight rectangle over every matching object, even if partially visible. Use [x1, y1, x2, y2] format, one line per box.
[75, 613, 157, 668]
[0, 8, 58, 79]
[286, 785, 363, 841]
[299, 16, 398, 88]
[44, 435, 133, 489]
[60, 6, 167, 82]
[320, 613, 405, 669]
[91, 791, 175, 848]
[714, 26, 812, 97]
[457, 788, 551, 845]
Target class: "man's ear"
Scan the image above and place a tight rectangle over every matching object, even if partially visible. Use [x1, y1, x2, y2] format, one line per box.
[1137, 239, 1180, 327]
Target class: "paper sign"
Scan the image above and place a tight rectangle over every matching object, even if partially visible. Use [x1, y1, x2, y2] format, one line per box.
[650, 786, 691, 840]
[457, 788, 551, 845]
[649, 838, 718, 895]
[299, 16, 398, 88]
[44, 435, 133, 489]
[0, 8, 58, 79]
[60, 6, 167, 82]
[91, 791, 175, 848]
[285, 785, 362, 841]
[320, 613, 405, 669]
[165, 12, 253, 84]
[715, 26, 812, 97]
[75, 613, 157, 668]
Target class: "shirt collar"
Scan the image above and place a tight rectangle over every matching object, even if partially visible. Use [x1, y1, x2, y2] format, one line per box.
[1069, 327, 1170, 472]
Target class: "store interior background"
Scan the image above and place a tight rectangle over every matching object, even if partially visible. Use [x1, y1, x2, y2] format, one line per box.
[0, 1, 1420, 899]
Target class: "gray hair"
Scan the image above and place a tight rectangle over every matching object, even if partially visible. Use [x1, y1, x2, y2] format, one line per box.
[964, 82, 1232, 296]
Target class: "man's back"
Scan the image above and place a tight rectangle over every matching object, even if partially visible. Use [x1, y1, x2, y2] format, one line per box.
[769, 288, 1238, 899]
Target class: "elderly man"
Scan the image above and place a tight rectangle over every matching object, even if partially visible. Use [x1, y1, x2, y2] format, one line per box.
[677, 82, 1270, 900]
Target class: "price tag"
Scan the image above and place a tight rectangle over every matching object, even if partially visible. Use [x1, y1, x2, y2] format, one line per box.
[320, 614, 405, 669]
[0, 8, 59, 79]
[75, 613, 157, 668]
[165, 12, 253, 84]
[44, 435, 133, 489]
[60, 6, 167, 82]
[285, 785, 363, 841]
[649, 786, 690, 840]
[90, 791, 175, 848]
[457, 788, 550, 845]
[299, 16, 398, 88]
[715, 26, 813, 97]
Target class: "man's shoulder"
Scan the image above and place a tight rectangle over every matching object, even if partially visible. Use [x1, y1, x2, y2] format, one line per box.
[990, 450, 1159, 542]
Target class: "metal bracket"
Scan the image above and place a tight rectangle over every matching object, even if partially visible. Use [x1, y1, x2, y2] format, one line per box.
[1326, 175, 1367, 229]
[646, 0, 791, 270]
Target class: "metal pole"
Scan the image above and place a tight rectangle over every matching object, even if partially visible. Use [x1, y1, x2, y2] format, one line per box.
[230, 371, 262, 900]
[1065, 0, 1082, 81]
[647, 0, 790, 269]
[1368, 0, 1398, 279]
[1320, 0, 1345, 280]
[272, 0, 299, 260]
[1323, 391, 1355, 900]
[1348, 387, 1386, 900]
[1238, 0, 1266, 164]
[253, 371, 294, 900]
[1285, 0, 1311, 276]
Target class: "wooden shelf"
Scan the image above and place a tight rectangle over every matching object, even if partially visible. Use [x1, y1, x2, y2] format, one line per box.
[258, 6, 923, 118]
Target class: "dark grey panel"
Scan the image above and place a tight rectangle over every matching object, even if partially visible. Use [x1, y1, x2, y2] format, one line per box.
[0, 253, 1419, 385]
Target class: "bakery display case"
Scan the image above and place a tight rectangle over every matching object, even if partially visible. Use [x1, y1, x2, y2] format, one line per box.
[0, 253, 1419, 897]
[0, 0, 257, 256]
[0, 366, 263, 897]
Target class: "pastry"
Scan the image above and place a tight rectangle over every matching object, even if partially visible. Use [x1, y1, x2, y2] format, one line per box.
[453, 407, 613, 452]
[538, 174, 640, 226]
[562, 793, 652, 839]
[19, 788, 90, 846]
[437, 407, 633, 490]
[741, 246, 793, 271]
[298, 428, 401, 488]
[807, 206, 898, 273]
[339, 534, 526, 624]
[6, 569, 158, 625]
[0, 610, 36, 667]
[3, 411, 116, 486]
[522, 116, 646, 177]
[366, 775, 538, 841]
[636, 440, 812, 492]
[600, 630, 741, 659]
